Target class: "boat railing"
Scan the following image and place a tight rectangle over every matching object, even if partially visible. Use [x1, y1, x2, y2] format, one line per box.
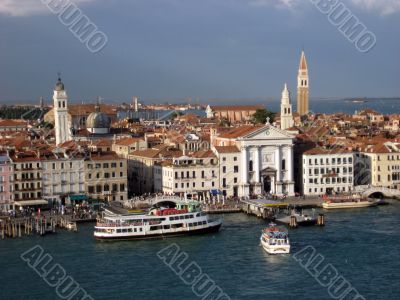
[96, 221, 144, 227]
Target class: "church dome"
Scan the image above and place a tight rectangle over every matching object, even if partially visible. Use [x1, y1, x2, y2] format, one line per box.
[86, 103, 111, 134]
[55, 77, 65, 91]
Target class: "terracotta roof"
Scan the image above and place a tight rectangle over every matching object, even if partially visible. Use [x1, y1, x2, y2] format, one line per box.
[210, 105, 264, 111]
[190, 150, 216, 159]
[129, 149, 161, 158]
[214, 146, 240, 153]
[218, 125, 263, 139]
[68, 104, 117, 116]
[89, 151, 122, 161]
[0, 119, 27, 127]
[114, 137, 145, 146]
[303, 148, 352, 155]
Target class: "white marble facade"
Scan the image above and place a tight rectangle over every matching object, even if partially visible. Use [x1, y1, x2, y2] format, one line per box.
[237, 124, 295, 197]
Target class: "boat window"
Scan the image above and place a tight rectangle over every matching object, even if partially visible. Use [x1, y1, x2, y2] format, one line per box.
[184, 215, 189, 219]
[117, 229, 122, 233]
[203, 221, 207, 225]
[190, 215, 194, 219]
[150, 226, 162, 231]
[188, 223, 193, 227]
[134, 228, 137, 232]
[180, 216, 185, 220]
[196, 213, 200, 217]
[127, 228, 133, 233]
[140, 228, 143, 232]
[193, 222, 197, 226]
[172, 223, 183, 228]
[163, 225, 170, 230]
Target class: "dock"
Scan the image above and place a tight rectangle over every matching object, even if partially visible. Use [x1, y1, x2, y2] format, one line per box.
[0, 213, 98, 239]
[240, 198, 325, 227]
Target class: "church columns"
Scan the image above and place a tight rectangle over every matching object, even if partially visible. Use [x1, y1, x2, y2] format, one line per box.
[254, 146, 260, 183]
[275, 146, 281, 182]
[241, 146, 250, 197]
[287, 145, 294, 182]
[241, 146, 248, 184]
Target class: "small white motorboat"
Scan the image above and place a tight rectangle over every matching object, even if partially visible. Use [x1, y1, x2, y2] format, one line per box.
[260, 223, 290, 254]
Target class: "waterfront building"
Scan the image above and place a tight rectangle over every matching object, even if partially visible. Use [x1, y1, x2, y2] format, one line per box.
[213, 146, 242, 197]
[41, 151, 85, 204]
[84, 151, 128, 202]
[302, 148, 354, 196]
[154, 150, 219, 199]
[355, 141, 400, 189]
[213, 123, 295, 196]
[205, 105, 264, 123]
[53, 77, 71, 145]
[128, 146, 182, 196]
[297, 51, 309, 116]
[10, 151, 44, 207]
[280, 83, 294, 130]
[0, 153, 14, 211]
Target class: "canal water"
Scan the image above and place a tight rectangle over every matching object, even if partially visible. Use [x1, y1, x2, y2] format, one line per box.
[1, 201, 399, 300]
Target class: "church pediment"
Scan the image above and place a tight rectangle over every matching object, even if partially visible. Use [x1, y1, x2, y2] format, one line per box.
[241, 125, 292, 140]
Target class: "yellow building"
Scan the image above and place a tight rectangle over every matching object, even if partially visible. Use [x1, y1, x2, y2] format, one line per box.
[85, 152, 128, 202]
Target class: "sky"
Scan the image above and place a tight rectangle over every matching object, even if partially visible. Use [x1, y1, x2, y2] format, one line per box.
[0, 0, 399, 104]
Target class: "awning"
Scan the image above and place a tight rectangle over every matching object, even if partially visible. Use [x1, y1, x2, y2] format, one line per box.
[69, 195, 88, 201]
[14, 200, 49, 206]
[210, 189, 221, 196]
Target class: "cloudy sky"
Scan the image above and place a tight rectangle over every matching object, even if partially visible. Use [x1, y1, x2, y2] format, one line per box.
[0, 0, 399, 104]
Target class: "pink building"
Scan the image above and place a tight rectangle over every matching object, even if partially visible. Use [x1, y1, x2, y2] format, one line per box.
[0, 154, 14, 212]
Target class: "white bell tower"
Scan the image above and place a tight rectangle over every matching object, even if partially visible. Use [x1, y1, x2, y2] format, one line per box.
[53, 76, 71, 145]
[280, 83, 294, 130]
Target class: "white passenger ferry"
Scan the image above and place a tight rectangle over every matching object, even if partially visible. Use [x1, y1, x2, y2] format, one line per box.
[322, 196, 379, 209]
[260, 223, 290, 254]
[94, 198, 222, 240]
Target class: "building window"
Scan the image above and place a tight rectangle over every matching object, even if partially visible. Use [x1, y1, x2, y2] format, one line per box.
[282, 159, 286, 170]
[222, 166, 226, 173]
[234, 157, 237, 161]
[234, 166, 239, 173]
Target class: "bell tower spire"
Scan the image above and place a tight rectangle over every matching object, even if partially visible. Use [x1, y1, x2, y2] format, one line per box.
[297, 50, 309, 116]
[280, 83, 294, 130]
[53, 75, 71, 145]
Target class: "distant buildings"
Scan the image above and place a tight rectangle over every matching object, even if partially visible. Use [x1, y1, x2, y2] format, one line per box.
[205, 105, 264, 123]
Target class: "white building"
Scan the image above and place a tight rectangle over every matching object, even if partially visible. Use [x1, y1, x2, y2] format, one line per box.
[213, 123, 295, 196]
[280, 83, 294, 131]
[53, 77, 71, 145]
[213, 146, 242, 197]
[302, 148, 354, 196]
[154, 150, 219, 200]
[42, 151, 85, 203]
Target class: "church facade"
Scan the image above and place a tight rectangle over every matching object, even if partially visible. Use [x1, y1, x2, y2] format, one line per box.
[213, 123, 295, 197]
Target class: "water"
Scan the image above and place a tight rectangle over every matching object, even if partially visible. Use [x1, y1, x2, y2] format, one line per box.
[1, 201, 399, 300]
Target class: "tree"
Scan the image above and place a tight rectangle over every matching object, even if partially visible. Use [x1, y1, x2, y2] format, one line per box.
[251, 109, 275, 124]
